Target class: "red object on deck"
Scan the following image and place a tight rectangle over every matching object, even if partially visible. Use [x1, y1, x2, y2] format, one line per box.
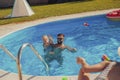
[106, 9, 120, 19]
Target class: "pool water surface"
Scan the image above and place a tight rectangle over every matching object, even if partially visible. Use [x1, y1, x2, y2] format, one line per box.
[0, 15, 120, 76]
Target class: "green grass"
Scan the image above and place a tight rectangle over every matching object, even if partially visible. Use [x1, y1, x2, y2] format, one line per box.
[0, 0, 120, 25]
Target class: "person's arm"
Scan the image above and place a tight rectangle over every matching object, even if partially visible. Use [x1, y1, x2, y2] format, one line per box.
[65, 46, 77, 53]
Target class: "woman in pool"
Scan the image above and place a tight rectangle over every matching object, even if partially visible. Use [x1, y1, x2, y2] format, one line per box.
[76, 57, 120, 80]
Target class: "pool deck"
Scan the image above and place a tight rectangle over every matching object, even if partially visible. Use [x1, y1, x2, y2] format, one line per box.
[0, 8, 119, 80]
[0, 69, 98, 80]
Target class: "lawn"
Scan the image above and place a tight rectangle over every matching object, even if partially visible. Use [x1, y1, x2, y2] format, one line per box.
[0, 0, 120, 25]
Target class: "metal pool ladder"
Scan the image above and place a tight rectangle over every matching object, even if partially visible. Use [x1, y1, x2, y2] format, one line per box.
[0, 43, 49, 80]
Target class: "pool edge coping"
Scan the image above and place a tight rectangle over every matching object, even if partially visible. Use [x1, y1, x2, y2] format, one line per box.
[0, 69, 99, 80]
[0, 8, 119, 38]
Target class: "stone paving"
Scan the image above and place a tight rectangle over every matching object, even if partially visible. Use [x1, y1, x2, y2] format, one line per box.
[0, 69, 99, 80]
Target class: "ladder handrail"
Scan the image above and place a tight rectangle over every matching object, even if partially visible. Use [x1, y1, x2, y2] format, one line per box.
[0, 44, 16, 61]
[17, 43, 49, 80]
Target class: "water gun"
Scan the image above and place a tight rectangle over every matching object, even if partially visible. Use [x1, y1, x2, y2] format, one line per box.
[102, 54, 110, 61]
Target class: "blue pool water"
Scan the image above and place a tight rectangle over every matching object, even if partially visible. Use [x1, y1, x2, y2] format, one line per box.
[0, 15, 120, 76]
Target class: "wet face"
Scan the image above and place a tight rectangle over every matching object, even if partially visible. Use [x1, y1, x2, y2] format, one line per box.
[57, 35, 64, 44]
[42, 35, 49, 43]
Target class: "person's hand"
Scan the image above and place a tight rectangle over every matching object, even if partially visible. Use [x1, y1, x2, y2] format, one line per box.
[71, 48, 77, 53]
[73, 48, 77, 51]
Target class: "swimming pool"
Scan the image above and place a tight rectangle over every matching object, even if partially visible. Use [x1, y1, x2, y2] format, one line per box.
[0, 15, 120, 76]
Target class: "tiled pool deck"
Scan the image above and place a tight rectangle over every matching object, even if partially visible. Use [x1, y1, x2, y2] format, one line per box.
[0, 8, 119, 80]
[0, 69, 98, 80]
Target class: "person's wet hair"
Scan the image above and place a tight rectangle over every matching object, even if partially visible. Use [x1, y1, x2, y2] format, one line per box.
[57, 33, 65, 37]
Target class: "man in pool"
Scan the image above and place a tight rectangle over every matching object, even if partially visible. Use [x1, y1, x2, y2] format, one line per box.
[42, 33, 77, 65]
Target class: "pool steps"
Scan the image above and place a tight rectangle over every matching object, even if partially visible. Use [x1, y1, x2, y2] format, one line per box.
[0, 43, 49, 80]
